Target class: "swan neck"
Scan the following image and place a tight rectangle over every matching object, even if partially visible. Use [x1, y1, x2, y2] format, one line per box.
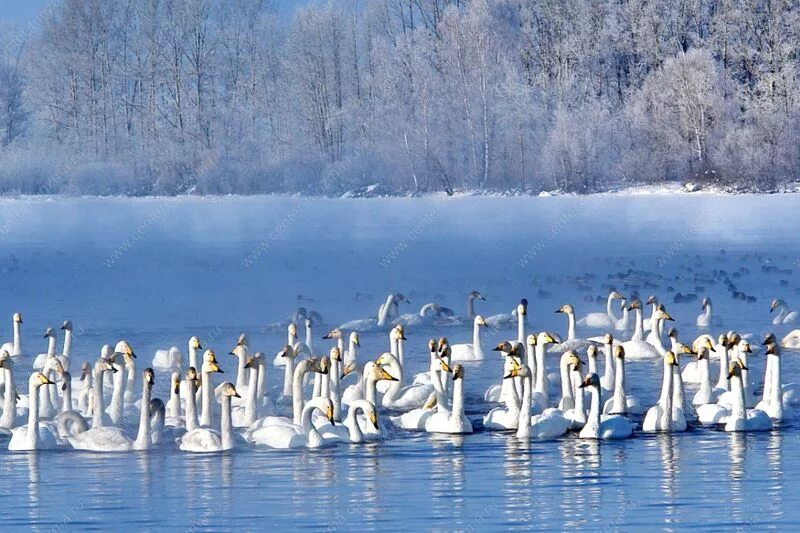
[283, 357, 294, 397]
[245, 366, 259, 423]
[92, 367, 105, 428]
[13, 320, 20, 353]
[134, 382, 152, 449]
[0, 366, 15, 427]
[201, 368, 213, 427]
[27, 383, 39, 444]
[567, 313, 576, 341]
[452, 378, 465, 419]
[633, 309, 643, 338]
[221, 395, 234, 450]
[184, 380, 198, 432]
[292, 363, 307, 425]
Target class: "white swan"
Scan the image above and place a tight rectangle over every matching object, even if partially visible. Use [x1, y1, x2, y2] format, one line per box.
[483, 354, 522, 430]
[0, 312, 24, 358]
[424, 364, 473, 434]
[780, 329, 800, 350]
[376, 352, 434, 411]
[345, 331, 360, 364]
[599, 333, 615, 392]
[152, 346, 182, 373]
[579, 373, 634, 440]
[642, 351, 686, 432]
[466, 290, 486, 321]
[64, 368, 158, 452]
[602, 346, 643, 415]
[8, 372, 59, 451]
[250, 397, 336, 449]
[615, 300, 630, 331]
[229, 340, 249, 394]
[450, 316, 487, 361]
[577, 291, 624, 330]
[549, 305, 594, 353]
[393, 355, 449, 431]
[273, 324, 299, 367]
[484, 298, 527, 330]
[483, 340, 521, 404]
[725, 361, 772, 432]
[0, 351, 22, 429]
[696, 297, 713, 328]
[198, 350, 224, 427]
[511, 363, 569, 440]
[621, 301, 670, 360]
[691, 342, 717, 407]
[178, 382, 241, 452]
[771, 298, 799, 324]
[322, 399, 380, 444]
[339, 293, 409, 331]
[755, 341, 789, 420]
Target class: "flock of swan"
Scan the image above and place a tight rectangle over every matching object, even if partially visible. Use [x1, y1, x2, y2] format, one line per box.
[2, 287, 800, 454]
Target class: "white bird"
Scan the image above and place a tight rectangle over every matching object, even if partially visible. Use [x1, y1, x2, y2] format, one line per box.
[465, 290, 486, 321]
[579, 373, 634, 440]
[8, 372, 60, 451]
[577, 290, 624, 330]
[771, 298, 799, 324]
[248, 397, 336, 449]
[0, 312, 25, 359]
[484, 298, 527, 330]
[602, 346, 643, 415]
[511, 363, 569, 440]
[424, 364, 473, 434]
[549, 304, 595, 353]
[178, 382, 241, 452]
[375, 352, 433, 411]
[642, 351, 686, 432]
[724, 361, 772, 432]
[755, 341, 790, 420]
[450, 315, 487, 361]
[696, 297, 713, 328]
[621, 301, 671, 360]
[152, 346, 182, 373]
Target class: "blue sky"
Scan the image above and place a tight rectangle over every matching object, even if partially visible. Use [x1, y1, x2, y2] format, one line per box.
[0, 0, 308, 25]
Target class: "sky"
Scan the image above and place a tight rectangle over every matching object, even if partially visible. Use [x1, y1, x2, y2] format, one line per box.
[0, 0, 308, 26]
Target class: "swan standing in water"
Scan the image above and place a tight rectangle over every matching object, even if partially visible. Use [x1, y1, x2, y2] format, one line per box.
[579, 373, 634, 440]
[696, 297, 714, 328]
[424, 364, 473, 434]
[179, 382, 241, 452]
[603, 346, 643, 415]
[63, 368, 159, 452]
[577, 291, 624, 330]
[771, 298, 799, 324]
[642, 351, 686, 433]
[450, 316, 487, 361]
[8, 372, 59, 451]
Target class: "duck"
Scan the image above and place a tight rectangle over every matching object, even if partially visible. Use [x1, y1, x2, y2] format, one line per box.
[178, 382, 241, 452]
[450, 315, 487, 361]
[577, 290, 624, 330]
[510, 363, 569, 440]
[771, 298, 799, 324]
[602, 346, 643, 415]
[642, 351, 686, 432]
[424, 365, 473, 434]
[578, 373, 634, 440]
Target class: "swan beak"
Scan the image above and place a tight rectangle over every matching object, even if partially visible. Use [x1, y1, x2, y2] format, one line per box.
[210, 362, 223, 373]
[326, 406, 335, 424]
[369, 411, 379, 429]
[197, 342, 203, 350]
[173, 381, 180, 394]
[440, 360, 452, 373]
[233, 390, 241, 398]
[479, 295, 486, 300]
[42, 333, 48, 338]
[379, 368, 398, 381]
[244, 358, 256, 369]
[555, 309, 563, 314]
[61, 381, 67, 391]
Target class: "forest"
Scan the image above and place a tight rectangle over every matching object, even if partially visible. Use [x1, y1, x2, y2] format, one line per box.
[0, 0, 797, 196]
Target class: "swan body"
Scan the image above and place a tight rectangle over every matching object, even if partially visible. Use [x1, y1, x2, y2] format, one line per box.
[178, 382, 240, 452]
[376, 353, 434, 411]
[8, 372, 60, 451]
[579, 373, 634, 440]
[725, 361, 772, 432]
[549, 304, 594, 353]
[602, 345, 643, 415]
[771, 299, 799, 324]
[152, 346, 182, 373]
[696, 297, 713, 328]
[424, 365, 472, 434]
[642, 351, 686, 432]
[450, 316, 487, 361]
[577, 291, 624, 330]
[248, 398, 335, 448]
[510, 364, 569, 440]
[484, 298, 527, 330]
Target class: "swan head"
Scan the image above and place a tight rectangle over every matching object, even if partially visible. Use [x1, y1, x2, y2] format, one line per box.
[603, 333, 614, 345]
[77, 360, 90, 380]
[727, 359, 747, 378]
[236, 333, 248, 347]
[587, 345, 598, 359]
[0, 350, 10, 368]
[614, 345, 625, 359]
[664, 351, 679, 366]
[171, 372, 180, 393]
[367, 359, 398, 382]
[314, 356, 331, 375]
[668, 327, 678, 340]
[390, 325, 407, 341]
[538, 332, 558, 345]
[229, 344, 247, 359]
[244, 355, 257, 369]
[701, 297, 711, 309]
[96, 356, 117, 373]
[609, 291, 625, 300]
[203, 349, 223, 370]
[517, 302, 527, 316]
[277, 345, 297, 360]
[437, 337, 448, 351]
[323, 328, 343, 340]
[319, 398, 335, 424]
[364, 403, 379, 428]
[503, 360, 529, 379]
[114, 340, 136, 360]
[555, 304, 574, 315]
[341, 362, 358, 379]
[329, 347, 342, 362]
[288, 323, 298, 337]
[646, 295, 658, 305]
[493, 340, 514, 355]
[740, 341, 752, 354]
[349, 331, 360, 346]
[763, 332, 777, 346]
[469, 290, 485, 301]
[52, 360, 65, 375]
[474, 315, 487, 327]
[697, 337, 715, 353]
[770, 298, 786, 312]
[428, 338, 438, 352]
[727, 332, 741, 347]
[697, 346, 711, 360]
[564, 351, 583, 372]
[627, 299, 641, 311]
[43, 327, 55, 339]
[526, 334, 537, 346]
[143, 367, 155, 385]
[579, 372, 601, 389]
[29, 371, 54, 388]
[655, 309, 673, 322]
[395, 294, 410, 305]
[765, 342, 780, 356]
[718, 333, 729, 347]
[186, 367, 199, 388]
[189, 336, 202, 350]
[12, 312, 22, 324]
[438, 355, 452, 373]
[219, 382, 241, 399]
[452, 364, 465, 381]
[60, 320, 73, 331]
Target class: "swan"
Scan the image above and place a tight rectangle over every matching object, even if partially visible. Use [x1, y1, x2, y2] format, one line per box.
[8, 372, 60, 451]
[510, 363, 569, 440]
[642, 351, 686, 432]
[599, 333, 615, 392]
[697, 297, 713, 328]
[424, 364, 473, 434]
[450, 316, 487, 362]
[250, 358, 320, 430]
[483, 354, 523, 430]
[89, 353, 117, 428]
[248, 397, 335, 449]
[393, 303, 453, 327]
[376, 352, 434, 411]
[725, 361, 772, 432]
[0, 312, 24, 359]
[466, 290, 486, 320]
[771, 298, 799, 324]
[718, 338, 755, 408]
[641, 296, 660, 336]
[691, 342, 717, 407]
[0, 351, 22, 429]
[483, 340, 521, 404]
[615, 299, 630, 331]
[533, 332, 558, 411]
[578, 373, 634, 440]
[669, 338, 695, 420]
[413, 338, 452, 390]
[303, 318, 314, 353]
[549, 305, 594, 353]
[345, 331, 360, 364]
[339, 293, 409, 331]
[37, 328, 60, 418]
[780, 330, 800, 350]
[557, 351, 579, 412]
[602, 346, 643, 415]
[273, 324, 299, 367]
[682, 334, 719, 383]
[274, 343, 309, 403]
[106, 341, 136, 425]
[198, 350, 224, 427]
[341, 361, 365, 407]
[564, 356, 587, 430]
[152, 346, 182, 373]
[64, 368, 158, 452]
[577, 291, 624, 330]
[484, 298, 527, 330]
[755, 341, 789, 420]
[33, 326, 58, 371]
[393, 357, 451, 431]
[178, 382, 241, 452]
[229, 340, 249, 394]
[165, 371, 182, 426]
[712, 334, 732, 396]
[181, 367, 200, 432]
[621, 302, 670, 360]
[232, 355, 261, 427]
[322, 399, 380, 443]
[75, 361, 93, 414]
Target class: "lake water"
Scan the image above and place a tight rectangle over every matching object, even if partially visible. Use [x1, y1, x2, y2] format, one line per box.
[0, 194, 798, 531]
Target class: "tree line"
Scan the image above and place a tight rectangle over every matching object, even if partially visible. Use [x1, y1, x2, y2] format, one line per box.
[0, 0, 797, 196]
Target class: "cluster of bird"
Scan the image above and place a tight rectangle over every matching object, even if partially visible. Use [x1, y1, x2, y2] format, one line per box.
[1, 287, 799, 453]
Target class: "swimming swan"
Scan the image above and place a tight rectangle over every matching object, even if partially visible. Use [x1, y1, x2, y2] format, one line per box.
[178, 382, 241, 452]
[577, 291, 624, 330]
[424, 364, 473, 434]
[579, 373, 634, 440]
[771, 298, 799, 324]
[8, 372, 59, 451]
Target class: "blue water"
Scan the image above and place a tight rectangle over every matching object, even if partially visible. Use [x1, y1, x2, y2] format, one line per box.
[0, 194, 798, 531]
